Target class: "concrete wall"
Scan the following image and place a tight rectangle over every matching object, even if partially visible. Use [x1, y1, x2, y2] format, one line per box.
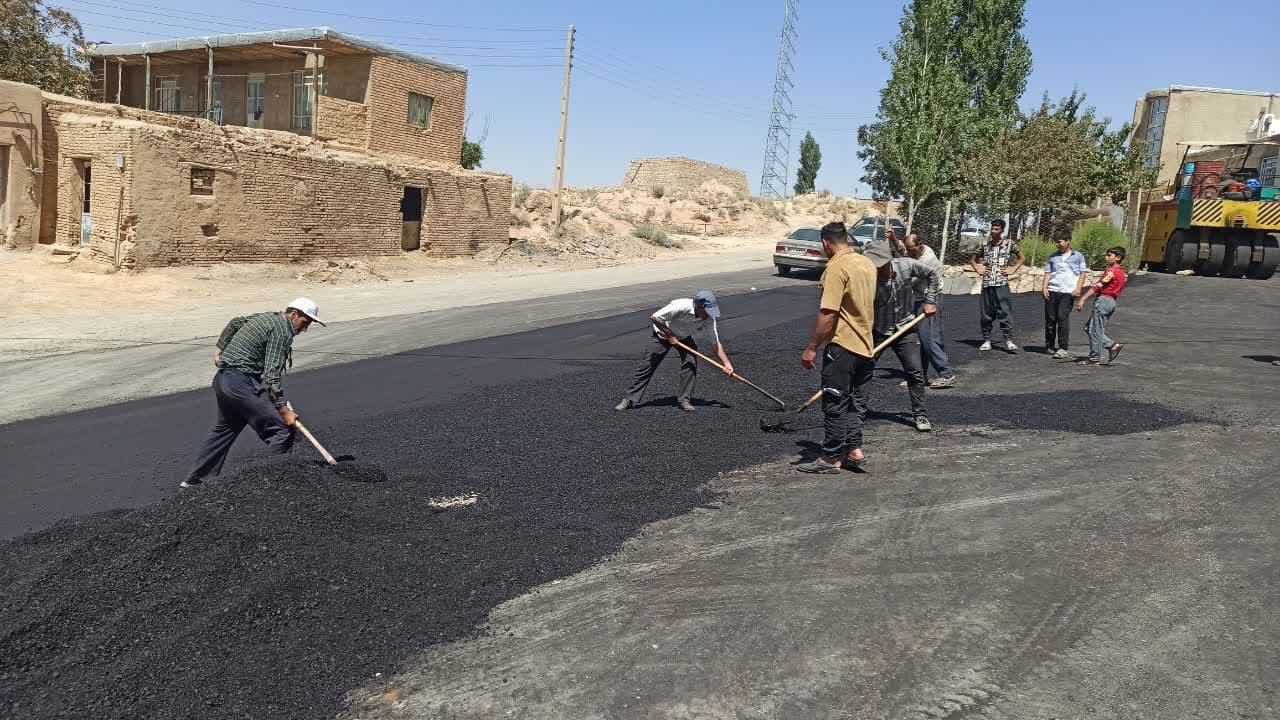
[23, 86, 509, 266]
[1133, 87, 1280, 189]
[365, 56, 466, 165]
[0, 79, 43, 249]
[622, 157, 750, 197]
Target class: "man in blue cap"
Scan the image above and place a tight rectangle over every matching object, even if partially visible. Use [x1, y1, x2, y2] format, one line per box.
[615, 290, 735, 412]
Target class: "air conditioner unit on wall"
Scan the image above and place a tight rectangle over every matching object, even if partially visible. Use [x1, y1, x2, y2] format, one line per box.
[1247, 113, 1276, 140]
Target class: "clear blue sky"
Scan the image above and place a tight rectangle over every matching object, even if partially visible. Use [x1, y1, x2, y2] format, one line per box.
[70, 0, 1278, 195]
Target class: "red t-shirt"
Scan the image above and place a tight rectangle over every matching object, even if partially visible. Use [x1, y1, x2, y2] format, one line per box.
[1092, 266, 1127, 298]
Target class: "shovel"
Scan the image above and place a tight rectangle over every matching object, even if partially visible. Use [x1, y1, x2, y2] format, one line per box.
[294, 419, 338, 465]
[668, 338, 786, 409]
[759, 313, 929, 432]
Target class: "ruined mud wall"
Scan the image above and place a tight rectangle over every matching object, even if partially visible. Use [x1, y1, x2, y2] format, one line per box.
[315, 96, 369, 149]
[622, 157, 750, 196]
[37, 92, 510, 266]
[0, 79, 43, 250]
[366, 56, 466, 165]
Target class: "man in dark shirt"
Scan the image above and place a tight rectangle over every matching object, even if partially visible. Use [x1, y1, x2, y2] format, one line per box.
[180, 297, 325, 488]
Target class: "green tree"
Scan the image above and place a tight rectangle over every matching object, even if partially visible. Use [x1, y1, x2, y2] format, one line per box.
[0, 0, 90, 97]
[952, 0, 1033, 141]
[793, 131, 821, 195]
[857, 0, 970, 232]
[460, 138, 483, 170]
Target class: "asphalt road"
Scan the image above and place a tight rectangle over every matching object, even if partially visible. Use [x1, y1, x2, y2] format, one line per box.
[0, 267, 802, 538]
[3, 269, 1278, 720]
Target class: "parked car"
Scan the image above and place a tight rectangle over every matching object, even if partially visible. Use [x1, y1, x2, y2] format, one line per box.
[773, 227, 826, 275]
[849, 216, 906, 248]
[958, 225, 987, 245]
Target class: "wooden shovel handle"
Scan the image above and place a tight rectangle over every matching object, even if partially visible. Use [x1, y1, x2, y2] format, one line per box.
[294, 420, 337, 465]
[795, 313, 929, 414]
[669, 338, 786, 408]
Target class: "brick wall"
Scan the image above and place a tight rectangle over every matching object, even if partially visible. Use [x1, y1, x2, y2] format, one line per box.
[37, 90, 510, 266]
[622, 157, 750, 196]
[365, 56, 466, 165]
[315, 96, 369, 149]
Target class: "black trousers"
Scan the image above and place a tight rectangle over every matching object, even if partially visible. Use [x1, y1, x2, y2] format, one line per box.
[1044, 291, 1074, 350]
[874, 328, 927, 417]
[185, 369, 295, 483]
[980, 285, 1014, 340]
[820, 343, 875, 457]
[624, 334, 697, 404]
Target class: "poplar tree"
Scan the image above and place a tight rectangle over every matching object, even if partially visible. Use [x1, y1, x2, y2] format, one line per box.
[857, 0, 969, 232]
[794, 132, 821, 195]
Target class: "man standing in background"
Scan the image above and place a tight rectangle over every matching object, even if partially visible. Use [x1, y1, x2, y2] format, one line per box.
[970, 219, 1024, 352]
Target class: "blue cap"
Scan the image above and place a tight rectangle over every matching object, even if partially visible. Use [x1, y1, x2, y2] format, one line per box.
[693, 290, 721, 318]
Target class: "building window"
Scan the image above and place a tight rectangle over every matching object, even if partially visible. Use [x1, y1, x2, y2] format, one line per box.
[1143, 96, 1168, 170]
[199, 78, 224, 125]
[191, 168, 215, 196]
[408, 93, 433, 129]
[291, 71, 327, 132]
[1262, 156, 1278, 188]
[155, 76, 179, 113]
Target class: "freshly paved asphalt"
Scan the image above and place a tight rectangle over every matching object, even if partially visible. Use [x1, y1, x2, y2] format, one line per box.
[0, 269, 816, 539]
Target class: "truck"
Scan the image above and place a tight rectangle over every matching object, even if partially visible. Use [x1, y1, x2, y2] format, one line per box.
[1138, 141, 1279, 280]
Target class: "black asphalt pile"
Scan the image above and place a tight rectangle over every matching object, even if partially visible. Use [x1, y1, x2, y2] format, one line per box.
[0, 287, 1205, 720]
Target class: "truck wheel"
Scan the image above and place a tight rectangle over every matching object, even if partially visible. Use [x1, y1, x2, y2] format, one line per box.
[1246, 234, 1279, 280]
[776, 264, 792, 276]
[1220, 231, 1253, 278]
[1162, 230, 1187, 272]
[1199, 232, 1226, 275]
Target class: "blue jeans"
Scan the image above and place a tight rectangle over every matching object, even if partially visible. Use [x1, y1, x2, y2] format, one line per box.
[1086, 296, 1118, 361]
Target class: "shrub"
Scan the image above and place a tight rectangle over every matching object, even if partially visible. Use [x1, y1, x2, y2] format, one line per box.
[754, 198, 785, 222]
[509, 208, 531, 227]
[511, 183, 530, 208]
[1072, 221, 1132, 270]
[650, 185, 665, 199]
[1019, 232, 1055, 267]
[633, 223, 680, 248]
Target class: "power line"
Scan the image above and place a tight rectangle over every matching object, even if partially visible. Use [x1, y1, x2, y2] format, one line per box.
[225, 0, 563, 32]
[66, 0, 562, 48]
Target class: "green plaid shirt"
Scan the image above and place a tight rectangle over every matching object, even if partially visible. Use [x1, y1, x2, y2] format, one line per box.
[215, 312, 296, 405]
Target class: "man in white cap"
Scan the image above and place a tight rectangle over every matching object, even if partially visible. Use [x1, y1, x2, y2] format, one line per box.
[180, 298, 325, 487]
[614, 290, 734, 413]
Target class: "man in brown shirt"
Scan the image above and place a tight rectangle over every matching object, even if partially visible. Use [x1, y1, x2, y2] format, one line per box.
[798, 222, 878, 473]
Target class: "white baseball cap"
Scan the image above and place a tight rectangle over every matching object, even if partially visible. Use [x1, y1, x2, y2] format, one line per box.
[286, 297, 326, 326]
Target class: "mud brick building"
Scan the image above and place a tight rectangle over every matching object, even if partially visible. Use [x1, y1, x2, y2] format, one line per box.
[0, 28, 511, 266]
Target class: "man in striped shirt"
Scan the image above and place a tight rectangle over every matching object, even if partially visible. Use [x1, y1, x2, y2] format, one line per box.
[180, 297, 325, 488]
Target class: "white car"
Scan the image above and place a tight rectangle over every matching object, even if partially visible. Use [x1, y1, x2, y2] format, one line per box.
[773, 228, 826, 275]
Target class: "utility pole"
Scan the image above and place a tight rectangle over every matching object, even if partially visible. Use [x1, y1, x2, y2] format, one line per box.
[551, 24, 575, 233]
[940, 199, 952, 263]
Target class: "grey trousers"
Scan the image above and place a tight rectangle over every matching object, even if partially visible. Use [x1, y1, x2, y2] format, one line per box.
[820, 343, 875, 456]
[185, 369, 295, 483]
[980, 285, 1014, 340]
[624, 334, 697, 403]
[874, 328, 928, 418]
[1086, 296, 1118, 361]
[916, 303, 953, 378]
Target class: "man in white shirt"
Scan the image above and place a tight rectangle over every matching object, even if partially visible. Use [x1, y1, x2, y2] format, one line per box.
[615, 290, 735, 412]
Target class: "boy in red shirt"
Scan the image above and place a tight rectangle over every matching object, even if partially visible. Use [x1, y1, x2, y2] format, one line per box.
[1075, 246, 1129, 365]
